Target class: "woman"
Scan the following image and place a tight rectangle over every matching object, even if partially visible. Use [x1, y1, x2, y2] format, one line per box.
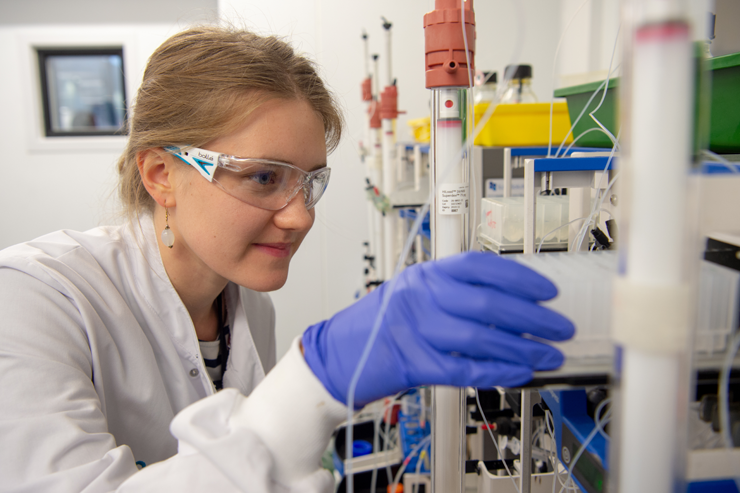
[0, 26, 574, 492]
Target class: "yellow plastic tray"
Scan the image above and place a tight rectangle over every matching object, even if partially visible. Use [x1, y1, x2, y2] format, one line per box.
[407, 116, 431, 144]
[473, 102, 574, 147]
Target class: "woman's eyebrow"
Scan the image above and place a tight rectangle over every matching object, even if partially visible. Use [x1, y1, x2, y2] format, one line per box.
[254, 156, 326, 171]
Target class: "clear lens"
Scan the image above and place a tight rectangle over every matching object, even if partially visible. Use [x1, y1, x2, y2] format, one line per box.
[305, 168, 331, 210]
[213, 158, 330, 211]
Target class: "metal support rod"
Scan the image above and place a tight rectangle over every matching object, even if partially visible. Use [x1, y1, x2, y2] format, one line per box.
[431, 387, 466, 493]
[520, 390, 533, 493]
[523, 158, 536, 254]
[382, 16, 393, 87]
[503, 147, 512, 198]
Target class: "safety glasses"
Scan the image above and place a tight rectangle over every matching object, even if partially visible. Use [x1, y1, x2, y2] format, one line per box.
[165, 146, 331, 211]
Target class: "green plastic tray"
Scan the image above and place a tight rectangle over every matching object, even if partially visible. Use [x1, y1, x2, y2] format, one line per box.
[554, 51, 740, 152]
[554, 78, 619, 148]
[707, 52, 740, 153]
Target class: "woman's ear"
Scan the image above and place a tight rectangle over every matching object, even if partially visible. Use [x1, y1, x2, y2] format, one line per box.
[137, 148, 177, 208]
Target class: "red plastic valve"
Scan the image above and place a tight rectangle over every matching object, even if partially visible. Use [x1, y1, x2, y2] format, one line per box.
[423, 0, 476, 88]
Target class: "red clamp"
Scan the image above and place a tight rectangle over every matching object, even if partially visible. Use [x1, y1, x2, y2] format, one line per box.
[368, 100, 381, 129]
[423, 0, 476, 88]
[380, 85, 405, 120]
[361, 77, 372, 102]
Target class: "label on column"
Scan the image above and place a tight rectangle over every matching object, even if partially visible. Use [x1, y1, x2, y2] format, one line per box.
[438, 183, 469, 215]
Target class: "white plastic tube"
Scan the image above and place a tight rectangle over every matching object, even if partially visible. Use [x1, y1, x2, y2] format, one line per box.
[614, 4, 694, 492]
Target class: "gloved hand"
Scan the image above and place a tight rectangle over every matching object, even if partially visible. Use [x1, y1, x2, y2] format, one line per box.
[302, 251, 575, 409]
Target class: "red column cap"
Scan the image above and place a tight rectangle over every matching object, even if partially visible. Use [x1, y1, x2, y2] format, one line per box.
[423, 0, 476, 88]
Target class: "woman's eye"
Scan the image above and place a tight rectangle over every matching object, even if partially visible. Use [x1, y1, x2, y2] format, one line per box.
[249, 171, 276, 185]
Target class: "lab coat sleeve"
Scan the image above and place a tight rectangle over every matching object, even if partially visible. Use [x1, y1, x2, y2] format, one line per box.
[0, 265, 347, 492]
[0, 267, 142, 491]
[119, 338, 348, 492]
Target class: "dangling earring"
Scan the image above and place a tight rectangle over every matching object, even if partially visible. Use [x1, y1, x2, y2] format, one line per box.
[161, 203, 174, 249]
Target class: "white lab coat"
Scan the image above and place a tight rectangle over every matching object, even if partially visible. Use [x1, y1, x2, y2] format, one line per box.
[0, 215, 347, 492]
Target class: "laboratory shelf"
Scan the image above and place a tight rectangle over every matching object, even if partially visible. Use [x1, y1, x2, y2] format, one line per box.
[531, 155, 617, 172]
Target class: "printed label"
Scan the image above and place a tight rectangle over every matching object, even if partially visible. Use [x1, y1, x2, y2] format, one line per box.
[485, 178, 525, 197]
[438, 183, 469, 215]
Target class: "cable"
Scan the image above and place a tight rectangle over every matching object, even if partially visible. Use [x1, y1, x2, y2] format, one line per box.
[553, 24, 622, 159]
[583, 24, 622, 153]
[537, 216, 590, 254]
[412, 447, 426, 493]
[719, 330, 740, 448]
[703, 149, 740, 174]
[389, 435, 431, 493]
[465, 0, 526, 250]
[475, 388, 521, 493]
[553, 67, 620, 159]
[370, 393, 404, 493]
[573, 166, 620, 253]
[573, 136, 620, 252]
[558, 399, 612, 493]
[561, 127, 620, 157]
[545, 411, 575, 493]
[547, 0, 593, 158]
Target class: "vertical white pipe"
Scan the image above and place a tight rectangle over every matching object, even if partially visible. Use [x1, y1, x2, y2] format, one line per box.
[414, 144, 423, 192]
[431, 87, 469, 493]
[364, 108, 376, 281]
[503, 147, 512, 198]
[615, 4, 693, 492]
[523, 159, 536, 254]
[568, 188, 591, 252]
[382, 119, 397, 279]
[370, 128, 385, 280]
[415, 227, 424, 263]
[384, 27, 393, 87]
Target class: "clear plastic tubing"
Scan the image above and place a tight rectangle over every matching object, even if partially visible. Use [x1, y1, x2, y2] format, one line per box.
[614, 1, 694, 492]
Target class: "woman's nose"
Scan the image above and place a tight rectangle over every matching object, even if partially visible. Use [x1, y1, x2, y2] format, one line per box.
[273, 192, 315, 231]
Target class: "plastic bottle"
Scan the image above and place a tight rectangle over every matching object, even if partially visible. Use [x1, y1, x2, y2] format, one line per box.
[501, 64, 537, 104]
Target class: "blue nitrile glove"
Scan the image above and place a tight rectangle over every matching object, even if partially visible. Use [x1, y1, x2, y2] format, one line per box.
[302, 251, 575, 409]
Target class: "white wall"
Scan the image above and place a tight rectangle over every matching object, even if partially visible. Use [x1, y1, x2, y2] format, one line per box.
[1, 0, 622, 360]
[0, 0, 217, 249]
[0, 25, 186, 249]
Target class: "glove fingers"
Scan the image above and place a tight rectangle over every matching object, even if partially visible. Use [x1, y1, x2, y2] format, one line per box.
[423, 315, 565, 371]
[426, 276, 575, 342]
[431, 251, 558, 301]
[413, 355, 533, 389]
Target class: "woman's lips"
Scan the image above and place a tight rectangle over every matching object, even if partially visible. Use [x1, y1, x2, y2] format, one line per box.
[253, 242, 292, 258]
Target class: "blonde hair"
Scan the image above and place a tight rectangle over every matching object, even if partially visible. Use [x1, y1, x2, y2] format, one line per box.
[118, 25, 344, 218]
